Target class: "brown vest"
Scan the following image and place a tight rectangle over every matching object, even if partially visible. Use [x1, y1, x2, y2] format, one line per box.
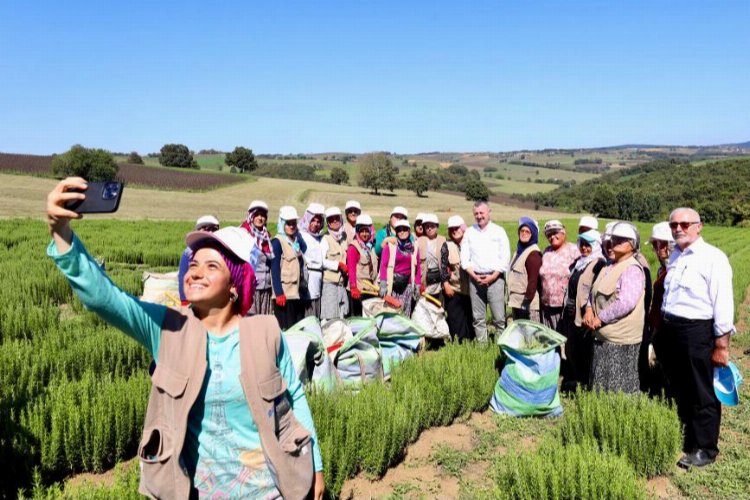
[351, 239, 378, 291]
[418, 235, 446, 289]
[273, 235, 301, 299]
[137, 309, 314, 500]
[322, 234, 347, 284]
[507, 245, 541, 309]
[445, 241, 468, 295]
[591, 255, 645, 345]
[385, 242, 418, 294]
[571, 259, 602, 327]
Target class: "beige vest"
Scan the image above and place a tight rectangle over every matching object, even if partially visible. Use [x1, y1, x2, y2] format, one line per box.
[273, 235, 301, 299]
[351, 239, 378, 291]
[572, 259, 602, 327]
[507, 245, 541, 309]
[138, 309, 313, 500]
[445, 241, 469, 295]
[418, 235, 446, 290]
[385, 242, 418, 294]
[322, 234, 347, 284]
[344, 222, 356, 244]
[591, 255, 645, 345]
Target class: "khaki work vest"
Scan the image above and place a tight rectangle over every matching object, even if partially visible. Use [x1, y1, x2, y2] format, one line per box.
[385, 242, 418, 295]
[418, 235, 446, 290]
[591, 255, 645, 345]
[571, 259, 603, 327]
[445, 240, 469, 295]
[351, 239, 378, 292]
[507, 244, 541, 309]
[137, 309, 314, 500]
[323, 234, 347, 284]
[273, 235, 301, 299]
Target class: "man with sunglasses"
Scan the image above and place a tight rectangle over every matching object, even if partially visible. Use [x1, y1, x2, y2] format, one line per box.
[661, 207, 734, 469]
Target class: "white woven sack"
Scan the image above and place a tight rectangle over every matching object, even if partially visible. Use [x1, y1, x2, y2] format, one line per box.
[411, 297, 450, 340]
[141, 271, 181, 309]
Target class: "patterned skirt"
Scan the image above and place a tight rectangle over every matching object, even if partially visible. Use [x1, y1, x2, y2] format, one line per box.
[590, 340, 641, 393]
[249, 288, 273, 316]
[390, 285, 415, 317]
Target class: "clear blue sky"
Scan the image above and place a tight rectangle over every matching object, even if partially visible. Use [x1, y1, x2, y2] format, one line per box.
[1, 1, 748, 155]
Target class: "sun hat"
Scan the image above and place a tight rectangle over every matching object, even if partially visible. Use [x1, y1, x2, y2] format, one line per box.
[186, 226, 255, 263]
[611, 222, 638, 242]
[279, 206, 299, 221]
[415, 213, 426, 223]
[578, 215, 599, 231]
[578, 229, 601, 245]
[247, 200, 268, 212]
[325, 207, 342, 218]
[714, 361, 743, 406]
[195, 215, 219, 230]
[447, 215, 465, 228]
[391, 206, 408, 217]
[422, 213, 439, 225]
[650, 221, 674, 243]
[394, 219, 411, 230]
[544, 219, 565, 235]
[345, 200, 361, 211]
[306, 203, 325, 215]
[356, 214, 373, 226]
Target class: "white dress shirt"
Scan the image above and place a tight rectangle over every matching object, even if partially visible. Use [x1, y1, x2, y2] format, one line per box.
[300, 232, 324, 299]
[662, 237, 735, 336]
[460, 221, 511, 274]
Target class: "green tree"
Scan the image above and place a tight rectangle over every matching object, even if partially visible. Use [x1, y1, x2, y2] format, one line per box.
[51, 145, 118, 181]
[464, 178, 490, 201]
[126, 151, 143, 164]
[159, 144, 195, 169]
[329, 166, 349, 185]
[358, 153, 398, 195]
[225, 146, 257, 173]
[410, 166, 430, 197]
[447, 163, 468, 176]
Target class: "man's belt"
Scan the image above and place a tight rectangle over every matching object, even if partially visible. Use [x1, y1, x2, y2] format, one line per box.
[662, 312, 712, 325]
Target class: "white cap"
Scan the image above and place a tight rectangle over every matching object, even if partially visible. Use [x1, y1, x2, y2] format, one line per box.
[422, 213, 439, 225]
[447, 215, 465, 228]
[356, 214, 373, 226]
[247, 200, 268, 212]
[578, 215, 599, 231]
[345, 200, 361, 210]
[415, 212, 426, 222]
[195, 215, 219, 230]
[186, 227, 255, 263]
[279, 206, 299, 221]
[544, 219, 565, 234]
[650, 222, 674, 243]
[325, 207, 342, 218]
[306, 202, 325, 215]
[391, 206, 408, 217]
[394, 219, 411, 230]
[603, 221, 618, 239]
[611, 222, 638, 241]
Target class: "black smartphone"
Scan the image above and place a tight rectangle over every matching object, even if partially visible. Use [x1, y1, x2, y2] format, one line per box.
[64, 181, 124, 214]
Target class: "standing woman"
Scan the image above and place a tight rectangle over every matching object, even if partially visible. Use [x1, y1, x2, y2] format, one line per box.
[343, 200, 361, 244]
[179, 215, 220, 304]
[413, 213, 426, 239]
[271, 206, 308, 329]
[539, 220, 580, 331]
[46, 178, 324, 499]
[441, 216, 474, 342]
[347, 214, 378, 316]
[585, 222, 646, 393]
[507, 217, 542, 322]
[299, 203, 326, 318]
[320, 207, 349, 320]
[241, 200, 274, 315]
[418, 213, 445, 301]
[379, 219, 422, 316]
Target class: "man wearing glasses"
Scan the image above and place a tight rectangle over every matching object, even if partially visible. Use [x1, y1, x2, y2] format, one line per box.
[661, 207, 734, 469]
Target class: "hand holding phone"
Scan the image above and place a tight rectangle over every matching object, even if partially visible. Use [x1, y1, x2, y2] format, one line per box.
[64, 181, 124, 214]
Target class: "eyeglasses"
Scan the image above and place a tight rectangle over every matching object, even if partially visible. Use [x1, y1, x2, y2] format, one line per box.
[669, 221, 699, 230]
[199, 225, 219, 232]
[611, 236, 631, 246]
[396, 228, 410, 233]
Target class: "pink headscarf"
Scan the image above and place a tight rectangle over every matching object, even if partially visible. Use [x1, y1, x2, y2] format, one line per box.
[222, 254, 256, 316]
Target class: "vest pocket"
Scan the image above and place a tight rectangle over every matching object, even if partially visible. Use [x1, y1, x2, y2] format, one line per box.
[152, 364, 188, 398]
[258, 372, 312, 456]
[138, 427, 174, 463]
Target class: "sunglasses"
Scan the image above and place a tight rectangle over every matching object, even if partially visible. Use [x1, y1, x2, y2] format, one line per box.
[611, 236, 631, 246]
[396, 227, 410, 233]
[199, 225, 219, 232]
[669, 221, 699, 230]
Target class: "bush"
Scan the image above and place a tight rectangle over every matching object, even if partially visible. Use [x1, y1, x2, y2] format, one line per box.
[158, 144, 195, 169]
[50, 145, 118, 181]
[465, 178, 490, 201]
[125, 152, 143, 165]
[329, 166, 349, 185]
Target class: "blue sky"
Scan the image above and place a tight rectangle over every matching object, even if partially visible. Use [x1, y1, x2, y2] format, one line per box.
[1, 1, 748, 155]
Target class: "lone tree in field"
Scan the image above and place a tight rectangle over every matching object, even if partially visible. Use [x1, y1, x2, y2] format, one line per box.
[329, 166, 349, 185]
[51, 144, 118, 181]
[464, 178, 490, 201]
[225, 146, 258, 173]
[127, 151, 144, 164]
[159, 144, 197, 169]
[359, 153, 398, 195]
[410, 166, 431, 197]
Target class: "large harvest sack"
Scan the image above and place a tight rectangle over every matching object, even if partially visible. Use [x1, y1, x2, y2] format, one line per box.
[490, 320, 566, 417]
[334, 317, 384, 389]
[284, 316, 339, 391]
[321, 318, 353, 353]
[361, 297, 400, 318]
[372, 312, 424, 378]
[141, 271, 181, 308]
[411, 296, 450, 340]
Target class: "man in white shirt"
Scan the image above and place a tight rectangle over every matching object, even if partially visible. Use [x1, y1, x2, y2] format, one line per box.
[460, 201, 511, 342]
[661, 207, 734, 469]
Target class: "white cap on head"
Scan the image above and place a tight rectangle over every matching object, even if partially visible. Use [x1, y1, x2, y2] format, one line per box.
[447, 215, 465, 228]
[345, 200, 361, 210]
[186, 226, 255, 263]
[306, 202, 325, 215]
[247, 200, 268, 212]
[650, 221, 674, 243]
[279, 206, 299, 221]
[415, 212, 426, 222]
[544, 219, 565, 234]
[578, 215, 599, 231]
[603, 221, 618, 239]
[356, 214, 373, 226]
[195, 215, 219, 230]
[325, 206, 342, 218]
[391, 206, 408, 217]
[611, 222, 638, 242]
[394, 219, 411, 229]
[422, 213, 439, 225]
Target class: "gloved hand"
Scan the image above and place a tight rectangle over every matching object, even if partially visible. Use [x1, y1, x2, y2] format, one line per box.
[351, 288, 361, 300]
[338, 261, 348, 273]
[275, 295, 287, 307]
[379, 280, 387, 298]
[420, 283, 426, 295]
[181, 300, 190, 306]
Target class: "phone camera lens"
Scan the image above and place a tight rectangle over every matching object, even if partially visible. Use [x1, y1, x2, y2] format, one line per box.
[103, 182, 120, 200]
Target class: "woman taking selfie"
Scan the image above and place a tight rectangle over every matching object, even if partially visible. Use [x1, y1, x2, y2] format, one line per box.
[46, 178, 324, 499]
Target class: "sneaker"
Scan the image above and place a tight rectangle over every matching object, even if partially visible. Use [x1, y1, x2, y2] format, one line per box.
[677, 449, 716, 469]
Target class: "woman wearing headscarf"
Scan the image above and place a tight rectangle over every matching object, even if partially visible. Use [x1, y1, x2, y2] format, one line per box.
[440, 215, 474, 342]
[584, 222, 646, 393]
[417, 214, 444, 302]
[46, 178, 325, 499]
[320, 207, 349, 320]
[413, 213, 426, 239]
[271, 206, 308, 329]
[299, 203, 326, 318]
[507, 217, 542, 322]
[539, 220, 580, 331]
[179, 215, 220, 303]
[379, 219, 422, 316]
[346, 214, 379, 316]
[560, 229, 606, 391]
[241, 200, 274, 315]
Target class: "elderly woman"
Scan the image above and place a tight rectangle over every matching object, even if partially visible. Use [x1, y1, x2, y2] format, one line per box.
[374, 206, 408, 259]
[418, 213, 444, 300]
[320, 207, 349, 320]
[379, 219, 422, 316]
[179, 215, 220, 303]
[413, 213, 426, 239]
[585, 222, 646, 393]
[560, 230, 606, 391]
[343, 200, 361, 244]
[507, 217, 542, 322]
[539, 220, 580, 331]
[440, 215, 474, 342]
[347, 214, 379, 316]
[300, 203, 326, 318]
[271, 206, 308, 329]
[46, 178, 324, 499]
[241, 200, 274, 315]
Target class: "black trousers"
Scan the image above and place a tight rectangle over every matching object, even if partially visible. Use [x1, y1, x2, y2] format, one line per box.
[274, 299, 304, 330]
[660, 315, 720, 456]
[444, 292, 474, 343]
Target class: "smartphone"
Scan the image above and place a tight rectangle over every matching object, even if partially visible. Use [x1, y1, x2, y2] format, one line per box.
[65, 181, 124, 214]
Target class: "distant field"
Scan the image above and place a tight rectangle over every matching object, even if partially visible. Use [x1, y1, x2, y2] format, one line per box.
[483, 178, 559, 195]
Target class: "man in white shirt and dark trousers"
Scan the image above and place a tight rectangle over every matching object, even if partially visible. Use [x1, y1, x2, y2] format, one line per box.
[460, 201, 511, 343]
[661, 207, 734, 469]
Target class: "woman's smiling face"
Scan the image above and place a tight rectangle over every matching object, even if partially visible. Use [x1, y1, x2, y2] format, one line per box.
[185, 247, 233, 307]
